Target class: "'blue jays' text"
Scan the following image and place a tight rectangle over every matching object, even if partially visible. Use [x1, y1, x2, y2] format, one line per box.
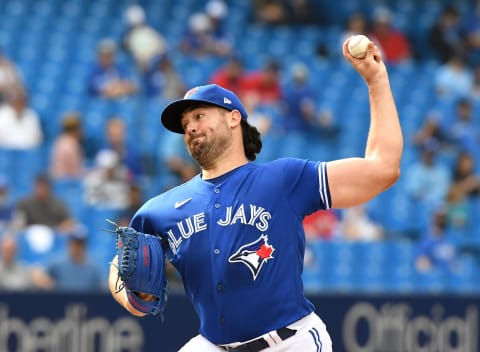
[166, 204, 272, 254]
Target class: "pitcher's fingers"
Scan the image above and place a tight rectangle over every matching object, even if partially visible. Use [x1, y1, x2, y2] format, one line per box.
[343, 39, 356, 63]
[363, 42, 376, 61]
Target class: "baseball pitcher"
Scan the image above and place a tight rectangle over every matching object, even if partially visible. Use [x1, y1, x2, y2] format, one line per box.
[108, 38, 403, 351]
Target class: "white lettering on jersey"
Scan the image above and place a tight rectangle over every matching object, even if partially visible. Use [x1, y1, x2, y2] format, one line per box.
[217, 204, 271, 231]
[167, 212, 208, 254]
[166, 204, 272, 254]
[177, 213, 208, 239]
[231, 204, 246, 225]
[217, 207, 232, 226]
[193, 213, 207, 232]
[178, 218, 195, 238]
[256, 211, 271, 232]
[167, 229, 182, 255]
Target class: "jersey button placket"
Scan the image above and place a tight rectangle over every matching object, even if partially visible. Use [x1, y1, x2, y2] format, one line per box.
[214, 187, 221, 208]
[212, 185, 225, 327]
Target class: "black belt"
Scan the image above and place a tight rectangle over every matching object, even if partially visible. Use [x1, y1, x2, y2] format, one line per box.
[221, 327, 297, 352]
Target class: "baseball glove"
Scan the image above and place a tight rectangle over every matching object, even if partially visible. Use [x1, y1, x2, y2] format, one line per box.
[109, 220, 167, 316]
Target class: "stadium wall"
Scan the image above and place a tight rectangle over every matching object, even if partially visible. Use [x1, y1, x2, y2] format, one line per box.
[0, 293, 477, 352]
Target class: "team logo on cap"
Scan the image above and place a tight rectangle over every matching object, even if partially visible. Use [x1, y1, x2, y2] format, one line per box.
[184, 87, 199, 98]
[228, 235, 275, 281]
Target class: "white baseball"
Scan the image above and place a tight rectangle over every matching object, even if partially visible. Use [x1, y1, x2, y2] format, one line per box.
[347, 34, 371, 59]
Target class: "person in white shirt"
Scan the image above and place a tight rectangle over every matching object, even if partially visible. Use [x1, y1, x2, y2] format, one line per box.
[84, 149, 130, 209]
[0, 91, 43, 150]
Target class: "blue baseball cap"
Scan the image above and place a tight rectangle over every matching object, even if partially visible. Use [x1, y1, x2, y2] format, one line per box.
[161, 84, 248, 133]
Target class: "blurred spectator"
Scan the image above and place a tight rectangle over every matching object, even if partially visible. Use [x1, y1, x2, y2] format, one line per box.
[145, 53, 185, 99]
[413, 111, 451, 150]
[340, 205, 384, 242]
[205, 0, 231, 50]
[121, 4, 167, 72]
[303, 209, 339, 240]
[242, 60, 282, 104]
[285, 0, 320, 25]
[281, 63, 317, 133]
[369, 6, 412, 64]
[0, 235, 35, 291]
[448, 98, 479, 155]
[87, 39, 138, 99]
[84, 149, 130, 209]
[0, 90, 43, 150]
[445, 153, 478, 232]
[445, 184, 470, 230]
[118, 183, 143, 227]
[0, 177, 14, 234]
[341, 12, 369, 46]
[470, 64, 480, 99]
[49, 112, 85, 180]
[405, 142, 451, 220]
[157, 132, 199, 190]
[180, 12, 231, 57]
[209, 56, 247, 97]
[252, 0, 287, 25]
[31, 224, 103, 292]
[241, 93, 272, 136]
[14, 174, 74, 232]
[462, 0, 480, 66]
[428, 6, 465, 63]
[104, 117, 143, 180]
[415, 208, 457, 273]
[0, 48, 24, 103]
[434, 55, 473, 99]
[241, 92, 278, 162]
[451, 152, 480, 198]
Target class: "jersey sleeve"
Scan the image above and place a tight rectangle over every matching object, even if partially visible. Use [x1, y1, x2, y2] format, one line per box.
[129, 199, 157, 235]
[279, 158, 331, 216]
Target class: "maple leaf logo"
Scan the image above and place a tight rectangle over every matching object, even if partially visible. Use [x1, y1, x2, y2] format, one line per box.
[256, 244, 274, 259]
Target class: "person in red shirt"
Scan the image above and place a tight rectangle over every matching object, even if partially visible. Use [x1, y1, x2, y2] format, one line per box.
[209, 56, 247, 96]
[242, 60, 282, 104]
[369, 7, 412, 65]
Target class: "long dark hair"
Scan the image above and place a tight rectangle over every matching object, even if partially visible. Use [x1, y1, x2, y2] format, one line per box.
[241, 119, 262, 161]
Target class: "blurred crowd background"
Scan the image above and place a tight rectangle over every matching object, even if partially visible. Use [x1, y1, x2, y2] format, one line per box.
[0, 0, 479, 296]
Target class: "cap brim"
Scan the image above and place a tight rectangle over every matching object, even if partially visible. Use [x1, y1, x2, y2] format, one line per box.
[161, 98, 232, 134]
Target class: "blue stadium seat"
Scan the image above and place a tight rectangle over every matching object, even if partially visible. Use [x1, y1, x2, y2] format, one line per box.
[444, 256, 480, 294]
[383, 240, 417, 293]
[414, 268, 447, 294]
[322, 241, 356, 292]
[1, 0, 479, 296]
[0, 148, 47, 200]
[53, 179, 86, 223]
[350, 241, 388, 292]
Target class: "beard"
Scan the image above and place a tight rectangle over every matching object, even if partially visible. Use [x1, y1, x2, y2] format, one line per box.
[188, 125, 232, 169]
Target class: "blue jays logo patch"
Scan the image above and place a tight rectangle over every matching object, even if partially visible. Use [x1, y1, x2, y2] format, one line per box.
[228, 235, 275, 280]
[184, 87, 199, 98]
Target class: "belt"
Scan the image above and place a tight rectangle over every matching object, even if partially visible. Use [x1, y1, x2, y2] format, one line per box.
[221, 327, 297, 352]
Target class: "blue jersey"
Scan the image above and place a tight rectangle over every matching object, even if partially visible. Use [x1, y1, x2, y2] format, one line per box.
[130, 158, 331, 344]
